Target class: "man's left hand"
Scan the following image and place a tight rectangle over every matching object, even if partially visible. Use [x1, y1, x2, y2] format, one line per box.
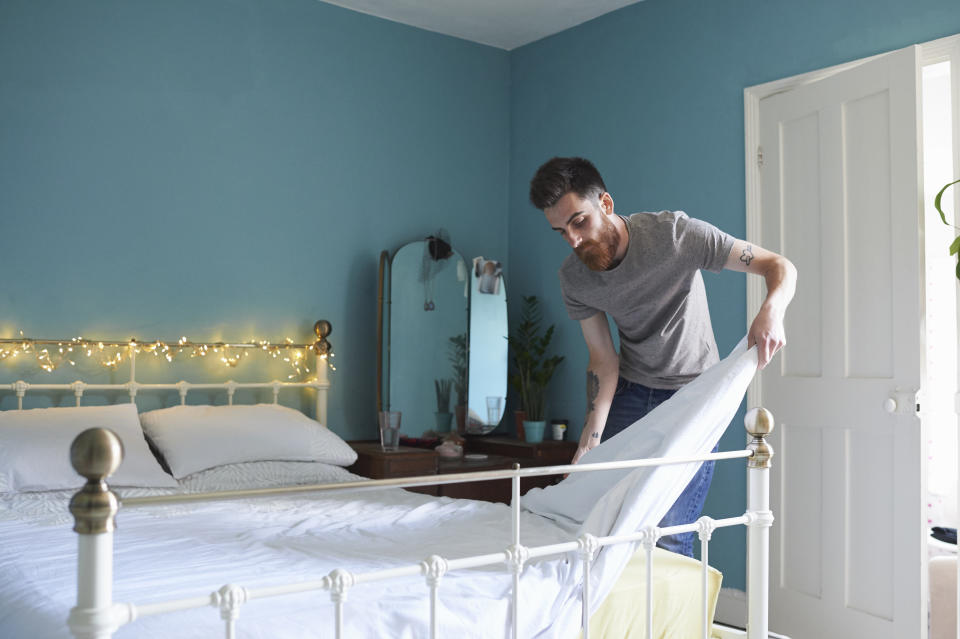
[748, 304, 786, 369]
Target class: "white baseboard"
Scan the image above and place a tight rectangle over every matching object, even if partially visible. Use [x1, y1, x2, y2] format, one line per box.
[715, 587, 747, 628]
[713, 588, 790, 639]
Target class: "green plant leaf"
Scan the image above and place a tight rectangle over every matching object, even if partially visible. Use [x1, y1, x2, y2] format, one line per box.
[950, 235, 960, 257]
[935, 179, 960, 228]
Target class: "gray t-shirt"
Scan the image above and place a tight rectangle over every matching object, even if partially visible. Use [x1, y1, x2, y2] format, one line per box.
[559, 211, 734, 389]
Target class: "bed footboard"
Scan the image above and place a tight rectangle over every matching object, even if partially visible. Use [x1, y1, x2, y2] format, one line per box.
[67, 409, 775, 639]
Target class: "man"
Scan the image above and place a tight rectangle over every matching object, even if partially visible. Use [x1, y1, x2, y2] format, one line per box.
[529, 156, 796, 557]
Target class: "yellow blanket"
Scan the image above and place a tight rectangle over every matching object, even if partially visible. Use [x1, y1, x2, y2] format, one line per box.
[583, 547, 722, 639]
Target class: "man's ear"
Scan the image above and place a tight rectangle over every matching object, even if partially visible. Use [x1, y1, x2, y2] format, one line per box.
[599, 192, 615, 215]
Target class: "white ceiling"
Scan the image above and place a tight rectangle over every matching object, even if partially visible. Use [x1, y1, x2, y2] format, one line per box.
[320, 0, 645, 51]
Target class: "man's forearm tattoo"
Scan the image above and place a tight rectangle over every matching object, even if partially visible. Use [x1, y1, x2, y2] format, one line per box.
[585, 371, 601, 441]
[586, 370, 599, 413]
[740, 244, 754, 267]
[584, 417, 600, 439]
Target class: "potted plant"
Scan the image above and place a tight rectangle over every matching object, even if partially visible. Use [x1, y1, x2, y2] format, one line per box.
[448, 333, 468, 433]
[434, 378, 453, 432]
[508, 295, 564, 443]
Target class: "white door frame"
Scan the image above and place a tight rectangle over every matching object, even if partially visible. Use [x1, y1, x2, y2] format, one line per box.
[744, 32, 960, 410]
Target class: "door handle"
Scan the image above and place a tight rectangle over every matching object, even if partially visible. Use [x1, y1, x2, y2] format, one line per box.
[885, 389, 919, 415]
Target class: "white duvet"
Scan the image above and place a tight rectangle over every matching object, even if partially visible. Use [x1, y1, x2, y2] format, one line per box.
[0, 340, 757, 639]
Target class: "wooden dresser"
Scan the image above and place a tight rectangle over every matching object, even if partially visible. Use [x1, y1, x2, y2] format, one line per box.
[348, 437, 577, 504]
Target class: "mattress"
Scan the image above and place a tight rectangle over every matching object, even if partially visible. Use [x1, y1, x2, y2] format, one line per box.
[587, 546, 722, 639]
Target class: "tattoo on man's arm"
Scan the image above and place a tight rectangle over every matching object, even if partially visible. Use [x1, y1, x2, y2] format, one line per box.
[739, 244, 754, 267]
[586, 370, 599, 413]
[583, 416, 601, 441]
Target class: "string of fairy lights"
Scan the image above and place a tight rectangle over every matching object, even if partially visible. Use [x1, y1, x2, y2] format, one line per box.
[0, 331, 335, 380]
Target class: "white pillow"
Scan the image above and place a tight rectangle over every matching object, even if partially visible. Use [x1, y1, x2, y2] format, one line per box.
[0, 403, 179, 492]
[177, 460, 362, 493]
[139, 404, 357, 478]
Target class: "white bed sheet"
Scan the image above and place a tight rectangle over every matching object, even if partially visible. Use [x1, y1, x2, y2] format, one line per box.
[524, 337, 758, 625]
[0, 340, 757, 639]
[0, 486, 576, 638]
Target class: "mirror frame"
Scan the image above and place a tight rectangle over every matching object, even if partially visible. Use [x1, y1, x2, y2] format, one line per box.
[376, 242, 507, 434]
[376, 250, 388, 413]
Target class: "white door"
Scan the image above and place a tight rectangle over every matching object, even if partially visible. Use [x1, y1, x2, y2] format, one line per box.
[752, 45, 925, 639]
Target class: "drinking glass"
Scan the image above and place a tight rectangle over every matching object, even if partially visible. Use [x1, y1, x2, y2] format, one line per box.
[378, 411, 401, 452]
[485, 396, 502, 426]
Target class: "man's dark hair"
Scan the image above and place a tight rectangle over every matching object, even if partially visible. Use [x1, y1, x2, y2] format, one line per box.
[529, 157, 607, 211]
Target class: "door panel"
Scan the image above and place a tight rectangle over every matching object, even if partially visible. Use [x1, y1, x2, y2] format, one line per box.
[844, 90, 895, 378]
[779, 425, 822, 598]
[780, 112, 823, 378]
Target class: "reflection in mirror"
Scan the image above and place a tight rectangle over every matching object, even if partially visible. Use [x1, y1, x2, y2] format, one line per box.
[387, 240, 468, 435]
[466, 257, 507, 433]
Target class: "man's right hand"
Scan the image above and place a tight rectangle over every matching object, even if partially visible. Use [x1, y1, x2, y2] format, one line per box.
[571, 440, 598, 465]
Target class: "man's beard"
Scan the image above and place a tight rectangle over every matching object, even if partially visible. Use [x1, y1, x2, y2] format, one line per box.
[575, 217, 619, 271]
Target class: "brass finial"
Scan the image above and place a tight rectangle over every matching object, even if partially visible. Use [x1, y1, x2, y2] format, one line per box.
[744, 407, 774, 469]
[313, 320, 333, 357]
[69, 428, 124, 534]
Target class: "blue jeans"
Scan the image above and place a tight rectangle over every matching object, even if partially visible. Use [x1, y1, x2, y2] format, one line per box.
[601, 377, 717, 558]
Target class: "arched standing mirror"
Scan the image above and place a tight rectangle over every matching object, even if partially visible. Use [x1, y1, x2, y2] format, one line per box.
[377, 237, 507, 438]
[466, 257, 507, 432]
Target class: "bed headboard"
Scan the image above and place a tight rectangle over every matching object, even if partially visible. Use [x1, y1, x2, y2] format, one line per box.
[0, 320, 332, 426]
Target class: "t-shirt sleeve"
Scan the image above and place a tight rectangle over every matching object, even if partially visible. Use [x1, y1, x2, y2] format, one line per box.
[675, 212, 735, 273]
[559, 272, 600, 320]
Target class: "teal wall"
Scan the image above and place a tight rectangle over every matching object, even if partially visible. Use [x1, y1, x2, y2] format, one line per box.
[3, 0, 959, 594]
[509, 0, 960, 589]
[0, 1, 510, 427]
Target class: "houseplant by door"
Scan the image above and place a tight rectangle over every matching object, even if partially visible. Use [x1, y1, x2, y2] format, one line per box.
[508, 296, 564, 443]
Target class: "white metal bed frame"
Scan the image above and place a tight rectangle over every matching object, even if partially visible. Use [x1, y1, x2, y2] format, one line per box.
[1, 322, 774, 639]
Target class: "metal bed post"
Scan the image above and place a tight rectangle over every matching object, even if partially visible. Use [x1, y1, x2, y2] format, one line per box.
[745, 407, 774, 639]
[642, 527, 656, 639]
[577, 533, 599, 638]
[128, 344, 138, 404]
[213, 584, 248, 639]
[328, 569, 355, 639]
[67, 429, 124, 639]
[507, 464, 528, 639]
[73, 381, 87, 407]
[312, 320, 331, 427]
[314, 362, 329, 426]
[14, 379, 27, 409]
[421, 555, 448, 639]
[697, 516, 715, 639]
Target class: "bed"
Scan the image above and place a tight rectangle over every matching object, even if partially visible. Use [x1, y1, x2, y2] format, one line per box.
[0, 322, 774, 639]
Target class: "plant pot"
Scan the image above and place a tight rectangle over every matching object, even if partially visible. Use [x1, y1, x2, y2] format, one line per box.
[434, 412, 453, 431]
[514, 410, 527, 441]
[522, 420, 546, 443]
